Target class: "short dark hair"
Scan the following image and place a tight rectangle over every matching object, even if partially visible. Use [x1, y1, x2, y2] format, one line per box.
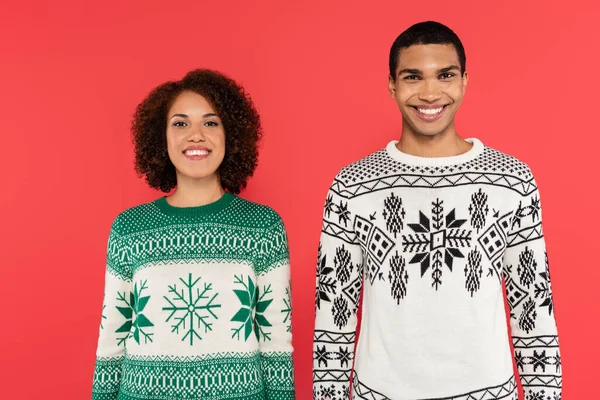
[389, 21, 466, 80]
[132, 69, 262, 194]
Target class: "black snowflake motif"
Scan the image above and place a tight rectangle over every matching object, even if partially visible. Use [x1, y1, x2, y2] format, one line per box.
[469, 189, 489, 233]
[314, 384, 349, 400]
[336, 201, 351, 227]
[382, 193, 406, 238]
[332, 296, 351, 329]
[512, 195, 541, 229]
[334, 245, 353, 285]
[519, 298, 537, 333]
[534, 252, 554, 315]
[525, 390, 546, 400]
[337, 346, 353, 368]
[324, 195, 335, 219]
[465, 248, 483, 297]
[517, 246, 537, 289]
[402, 199, 472, 290]
[315, 245, 336, 310]
[388, 252, 408, 304]
[341, 384, 350, 399]
[530, 349, 552, 373]
[314, 345, 329, 368]
[515, 351, 525, 371]
[317, 385, 336, 399]
[555, 351, 562, 373]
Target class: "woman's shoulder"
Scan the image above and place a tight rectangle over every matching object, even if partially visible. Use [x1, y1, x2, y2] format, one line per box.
[228, 195, 285, 229]
[108, 199, 163, 236]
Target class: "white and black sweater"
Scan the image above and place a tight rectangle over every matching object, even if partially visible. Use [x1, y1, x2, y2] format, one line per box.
[312, 138, 562, 400]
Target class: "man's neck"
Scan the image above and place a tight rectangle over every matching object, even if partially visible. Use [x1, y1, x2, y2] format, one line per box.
[396, 129, 472, 158]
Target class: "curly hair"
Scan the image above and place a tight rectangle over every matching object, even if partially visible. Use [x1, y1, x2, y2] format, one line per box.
[132, 69, 262, 194]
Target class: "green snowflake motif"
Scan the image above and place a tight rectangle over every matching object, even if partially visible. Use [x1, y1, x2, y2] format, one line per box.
[231, 275, 273, 342]
[281, 284, 292, 332]
[115, 280, 154, 346]
[162, 273, 221, 345]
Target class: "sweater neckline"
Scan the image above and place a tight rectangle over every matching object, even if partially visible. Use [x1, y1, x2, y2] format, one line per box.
[154, 192, 235, 217]
[386, 138, 484, 167]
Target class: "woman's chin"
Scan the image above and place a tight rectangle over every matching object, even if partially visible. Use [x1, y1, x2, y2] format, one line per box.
[176, 170, 219, 182]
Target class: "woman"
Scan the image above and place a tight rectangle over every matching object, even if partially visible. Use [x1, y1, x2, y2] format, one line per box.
[92, 69, 295, 400]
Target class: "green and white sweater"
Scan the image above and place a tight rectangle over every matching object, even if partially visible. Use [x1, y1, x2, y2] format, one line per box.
[92, 192, 295, 400]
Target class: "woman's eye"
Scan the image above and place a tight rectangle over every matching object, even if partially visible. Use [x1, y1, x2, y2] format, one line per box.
[205, 121, 219, 127]
[173, 121, 187, 127]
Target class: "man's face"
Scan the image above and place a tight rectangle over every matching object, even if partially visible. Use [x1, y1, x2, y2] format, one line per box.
[389, 44, 468, 137]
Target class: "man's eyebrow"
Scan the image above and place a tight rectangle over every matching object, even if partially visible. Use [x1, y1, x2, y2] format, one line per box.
[398, 68, 422, 76]
[438, 65, 460, 73]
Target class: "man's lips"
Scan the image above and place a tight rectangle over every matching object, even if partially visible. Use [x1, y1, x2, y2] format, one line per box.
[410, 104, 449, 121]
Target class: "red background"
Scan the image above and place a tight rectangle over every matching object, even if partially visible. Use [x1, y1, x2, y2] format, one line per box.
[1, 1, 598, 398]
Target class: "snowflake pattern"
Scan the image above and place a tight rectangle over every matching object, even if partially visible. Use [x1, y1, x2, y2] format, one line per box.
[519, 297, 537, 334]
[337, 346, 353, 368]
[162, 273, 221, 345]
[324, 195, 335, 219]
[314, 345, 329, 368]
[465, 248, 483, 297]
[115, 280, 154, 346]
[316, 245, 336, 310]
[313, 384, 349, 400]
[512, 195, 541, 230]
[515, 349, 561, 375]
[518, 246, 537, 288]
[534, 252, 554, 315]
[324, 197, 352, 227]
[402, 199, 472, 289]
[469, 188, 489, 233]
[382, 193, 406, 238]
[332, 296, 351, 329]
[334, 245, 354, 285]
[281, 284, 292, 333]
[388, 251, 408, 304]
[525, 390, 561, 400]
[337, 201, 351, 227]
[231, 275, 273, 342]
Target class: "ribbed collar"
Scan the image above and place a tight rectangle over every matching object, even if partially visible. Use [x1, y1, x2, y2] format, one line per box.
[154, 192, 235, 217]
[386, 138, 484, 167]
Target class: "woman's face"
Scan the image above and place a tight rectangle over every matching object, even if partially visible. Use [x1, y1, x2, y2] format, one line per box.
[166, 91, 226, 184]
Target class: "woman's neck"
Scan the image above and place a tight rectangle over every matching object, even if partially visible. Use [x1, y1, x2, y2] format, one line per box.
[166, 175, 225, 208]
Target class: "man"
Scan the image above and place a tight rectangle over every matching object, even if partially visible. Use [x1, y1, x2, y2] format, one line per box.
[313, 21, 561, 400]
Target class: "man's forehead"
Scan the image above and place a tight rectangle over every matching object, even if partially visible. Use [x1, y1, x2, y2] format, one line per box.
[398, 44, 460, 69]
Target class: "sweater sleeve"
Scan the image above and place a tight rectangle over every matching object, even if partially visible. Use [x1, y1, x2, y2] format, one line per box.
[313, 174, 364, 400]
[502, 173, 562, 399]
[256, 215, 295, 400]
[91, 216, 133, 400]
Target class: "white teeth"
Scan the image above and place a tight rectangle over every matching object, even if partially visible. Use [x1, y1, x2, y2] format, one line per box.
[185, 149, 209, 156]
[418, 107, 443, 115]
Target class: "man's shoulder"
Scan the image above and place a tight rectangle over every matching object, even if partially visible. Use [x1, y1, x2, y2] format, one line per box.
[334, 147, 391, 186]
[478, 143, 534, 179]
